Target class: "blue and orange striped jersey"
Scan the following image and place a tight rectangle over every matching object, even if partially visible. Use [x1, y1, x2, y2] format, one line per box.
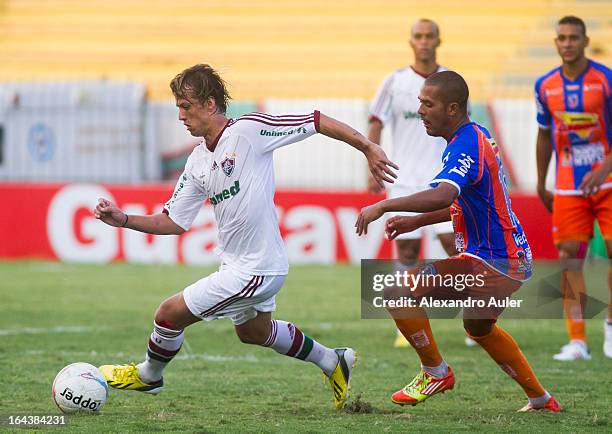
[535, 59, 612, 194]
[430, 123, 532, 281]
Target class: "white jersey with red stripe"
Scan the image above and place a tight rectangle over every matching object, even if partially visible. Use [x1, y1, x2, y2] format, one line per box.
[369, 66, 448, 188]
[164, 111, 320, 276]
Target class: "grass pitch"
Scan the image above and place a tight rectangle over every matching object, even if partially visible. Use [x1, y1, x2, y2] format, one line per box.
[0, 261, 610, 433]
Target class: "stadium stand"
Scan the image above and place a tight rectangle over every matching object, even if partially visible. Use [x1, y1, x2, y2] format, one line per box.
[0, 0, 610, 101]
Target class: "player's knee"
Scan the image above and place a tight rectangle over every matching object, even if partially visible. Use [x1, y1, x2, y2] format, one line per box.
[154, 299, 181, 327]
[235, 328, 266, 345]
[463, 319, 495, 337]
[396, 241, 420, 265]
[558, 247, 574, 260]
[154, 304, 171, 325]
[557, 241, 587, 259]
[557, 241, 587, 271]
[398, 251, 418, 266]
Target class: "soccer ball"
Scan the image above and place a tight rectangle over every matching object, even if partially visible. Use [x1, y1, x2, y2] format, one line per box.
[52, 363, 108, 414]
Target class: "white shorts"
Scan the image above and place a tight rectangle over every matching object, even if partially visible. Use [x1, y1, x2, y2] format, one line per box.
[183, 264, 287, 326]
[388, 185, 454, 240]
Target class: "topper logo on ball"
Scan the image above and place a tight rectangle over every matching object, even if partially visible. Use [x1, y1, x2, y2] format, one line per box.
[59, 388, 103, 411]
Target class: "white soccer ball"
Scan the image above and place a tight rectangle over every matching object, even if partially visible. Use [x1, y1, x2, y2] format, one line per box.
[52, 362, 108, 414]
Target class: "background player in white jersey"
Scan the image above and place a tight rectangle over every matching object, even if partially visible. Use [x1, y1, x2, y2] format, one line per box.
[93, 64, 397, 410]
[367, 19, 458, 347]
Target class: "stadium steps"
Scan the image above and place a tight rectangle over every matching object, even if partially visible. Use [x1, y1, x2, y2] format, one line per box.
[491, 1, 612, 97]
[0, 0, 609, 100]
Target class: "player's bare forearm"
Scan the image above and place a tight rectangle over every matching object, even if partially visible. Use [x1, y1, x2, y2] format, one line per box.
[367, 119, 383, 145]
[123, 213, 185, 235]
[536, 128, 553, 188]
[599, 153, 612, 175]
[95, 198, 185, 234]
[366, 119, 385, 192]
[356, 184, 456, 236]
[579, 153, 612, 195]
[535, 128, 554, 211]
[318, 113, 398, 187]
[382, 184, 457, 214]
[385, 209, 450, 241]
[416, 208, 452, 226]
[319, 113, 372, 152]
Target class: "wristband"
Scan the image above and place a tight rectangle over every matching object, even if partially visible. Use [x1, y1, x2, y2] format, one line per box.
[121, 214, 129, 227]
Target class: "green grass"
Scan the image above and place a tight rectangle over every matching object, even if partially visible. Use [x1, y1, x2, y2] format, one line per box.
[0, 261, 610, 433]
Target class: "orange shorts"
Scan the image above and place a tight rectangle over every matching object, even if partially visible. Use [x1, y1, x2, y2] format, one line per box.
[552, 189, 612, 244]
[391, 255, 523, 319]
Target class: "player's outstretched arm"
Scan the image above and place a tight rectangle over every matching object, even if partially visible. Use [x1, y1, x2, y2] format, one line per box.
[355, 183, 457, 235]
[318, 113, 398, 189]
[535, 128, 554, 212]
[385, 208, 451, 240]
[94, 198, 185, 235]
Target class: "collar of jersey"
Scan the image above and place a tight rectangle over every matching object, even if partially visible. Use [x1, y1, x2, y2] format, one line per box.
[206, 119, 232, 152]
[448, 122, 475, 145]
[560, 58, 592, 84]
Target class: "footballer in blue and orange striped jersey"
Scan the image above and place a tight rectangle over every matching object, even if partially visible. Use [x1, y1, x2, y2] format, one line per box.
[356, 71, 559, 412]
[428, 121, 532, 281]
[535, 16, 612, 362]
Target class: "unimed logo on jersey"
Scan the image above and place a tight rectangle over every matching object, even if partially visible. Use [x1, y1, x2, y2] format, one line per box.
[209, 181, 240, 206]
[402, 111, 420, 120]
[260, 127, 307, 137]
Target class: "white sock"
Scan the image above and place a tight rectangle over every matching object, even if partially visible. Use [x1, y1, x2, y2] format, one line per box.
[264, 320, 338, 376]
[570, 339, 588, 349]
[137, 358, 166, 384]
[528, 391, 551, 408]
[137, 321, 184, 383]
[422, 360, 449, 378]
